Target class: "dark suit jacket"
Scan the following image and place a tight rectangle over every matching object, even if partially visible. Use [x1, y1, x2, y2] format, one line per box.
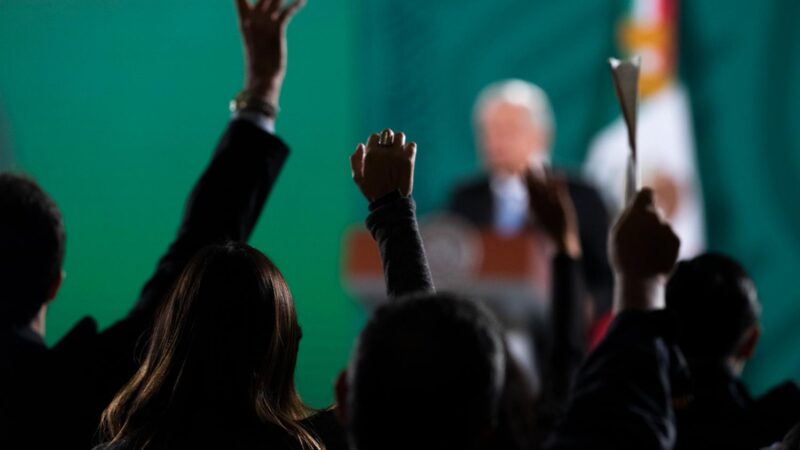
[545, 310, 682, 450]
[448, 173, 613, 314]
[675, 362, 800, 450]
[0, 119, 288, 450]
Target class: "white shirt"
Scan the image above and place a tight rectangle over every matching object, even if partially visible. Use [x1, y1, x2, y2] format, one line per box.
[233, 110, 275, 134]
[489, 156, 549, 236]
[490, 174, 529, 236]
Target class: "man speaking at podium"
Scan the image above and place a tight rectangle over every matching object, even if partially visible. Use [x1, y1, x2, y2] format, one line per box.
[448, 79, 614, 323]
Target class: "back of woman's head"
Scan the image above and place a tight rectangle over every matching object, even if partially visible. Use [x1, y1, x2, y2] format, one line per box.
[100, 242, 318, 449]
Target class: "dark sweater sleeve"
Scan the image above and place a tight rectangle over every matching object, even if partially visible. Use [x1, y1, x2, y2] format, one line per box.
[365, 193, 434, 298]
[131, 119, 289, 316]
[539, 254, 587, 414]
[544, 310, 678, 450]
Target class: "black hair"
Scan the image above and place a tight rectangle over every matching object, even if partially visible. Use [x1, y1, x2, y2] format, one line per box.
[0, 173, 65, 328]
[347, 292, 506, 450]
[666, 252, 760, 361]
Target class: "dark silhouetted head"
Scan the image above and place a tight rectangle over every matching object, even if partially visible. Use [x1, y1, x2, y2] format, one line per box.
[666, 253, 761, 363]
[344, 293, 506, 450]
[0, 173, 65, 329]
[100, 242, 319, 449]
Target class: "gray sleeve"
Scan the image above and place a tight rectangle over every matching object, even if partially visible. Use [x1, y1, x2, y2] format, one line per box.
[365, 193, 435, 298]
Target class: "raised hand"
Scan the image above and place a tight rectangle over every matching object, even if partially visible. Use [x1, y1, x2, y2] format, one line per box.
[526, 171, 581, 259]
[234, 0, 305, 107]
[350, 129, 417, 203]
[610, 188, 680, 311]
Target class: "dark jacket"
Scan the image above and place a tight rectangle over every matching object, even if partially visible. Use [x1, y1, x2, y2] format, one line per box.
[675, 361, 800, 450]
[0, 119, 289, 450]
[545, 310, 682, 450]
[448, 174, 613, 314]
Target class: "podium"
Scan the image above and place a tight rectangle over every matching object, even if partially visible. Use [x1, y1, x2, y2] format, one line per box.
[342, 214, 553, 328]
[342, 213, 556, 391]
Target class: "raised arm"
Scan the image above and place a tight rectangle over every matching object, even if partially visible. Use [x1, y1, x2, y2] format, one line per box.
[132, 0, 305, 316]
[350, 129, 434, 298]
[545, 189, 682, 450]
[525, 173, 587, 415]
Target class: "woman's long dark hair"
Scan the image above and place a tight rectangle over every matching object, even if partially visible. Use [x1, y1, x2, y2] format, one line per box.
[100, 242, 320, 450]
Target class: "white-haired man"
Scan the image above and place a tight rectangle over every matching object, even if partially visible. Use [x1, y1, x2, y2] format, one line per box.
[448, 79, 614, 323]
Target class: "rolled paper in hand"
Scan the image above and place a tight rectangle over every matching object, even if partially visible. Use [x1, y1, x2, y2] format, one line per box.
[608, 56, 642, 205]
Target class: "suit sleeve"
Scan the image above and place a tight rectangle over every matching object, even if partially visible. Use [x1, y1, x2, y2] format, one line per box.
[571, 183, 614, 315]
[130, 119, 289, 316]
[446, 179, 494, 228]
[365, 193, 434, 298]
[544, 311, 678, 450]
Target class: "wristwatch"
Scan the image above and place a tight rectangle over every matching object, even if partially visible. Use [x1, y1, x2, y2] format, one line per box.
[229, 91, 280, 118]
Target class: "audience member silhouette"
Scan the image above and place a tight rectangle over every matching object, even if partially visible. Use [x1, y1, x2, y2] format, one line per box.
[667, 253, 800, 449]
[342, 293, 506, 450]
[96, 243, 344, 450]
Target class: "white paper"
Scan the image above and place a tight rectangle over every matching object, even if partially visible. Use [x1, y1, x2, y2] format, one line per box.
[608, 56, 642, 205]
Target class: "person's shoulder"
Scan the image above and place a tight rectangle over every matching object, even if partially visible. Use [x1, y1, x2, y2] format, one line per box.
[451, 174, 491, 195]
[560, 171, 602, 199]
[447, 174, 493, 223]
[756, 380, 800, 411]
[0, 327, 47, 359]
[558, 170, 608, 215]
[304, 409, 347, 450]
[451, 174, 491, 198]
[0, 327, 49, 388]
[92, 441, 129, 450]
[50, 316, 99, 356]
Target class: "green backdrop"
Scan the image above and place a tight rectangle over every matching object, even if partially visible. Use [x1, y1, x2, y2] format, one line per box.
[0, 0, 361, 407]
[1, 0, 798, 407]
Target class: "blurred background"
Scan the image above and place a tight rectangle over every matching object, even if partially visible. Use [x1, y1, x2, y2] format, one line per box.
[1, 0, 798, 407]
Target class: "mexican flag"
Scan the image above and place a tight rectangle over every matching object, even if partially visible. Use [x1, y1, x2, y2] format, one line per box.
[584, 0, 705, 259]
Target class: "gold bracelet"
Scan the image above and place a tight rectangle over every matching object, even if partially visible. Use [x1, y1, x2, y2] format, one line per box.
[229, 91, 280, 118]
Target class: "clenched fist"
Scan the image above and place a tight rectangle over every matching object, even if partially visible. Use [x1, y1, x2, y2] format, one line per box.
[610, 188, 681, 311]
[526, 171, 581, 259]
[350, 129, 417, 203]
